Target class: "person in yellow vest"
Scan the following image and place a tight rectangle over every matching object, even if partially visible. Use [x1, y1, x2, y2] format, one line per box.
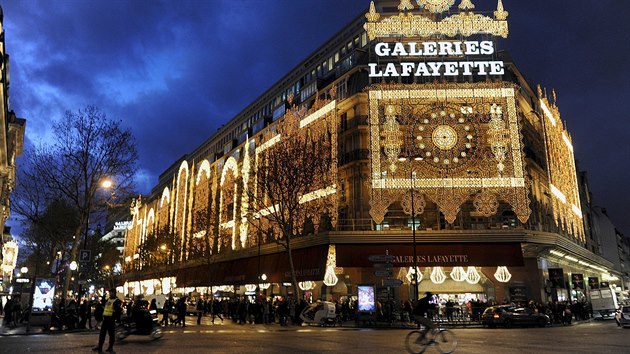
[93, 289, 122, 353]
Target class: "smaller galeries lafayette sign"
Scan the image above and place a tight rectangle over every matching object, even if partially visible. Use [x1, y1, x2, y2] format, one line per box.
[335, 243, 524, 267]
[368, 40, 504, 78]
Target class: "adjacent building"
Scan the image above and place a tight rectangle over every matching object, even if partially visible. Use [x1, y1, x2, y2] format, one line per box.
[0, 6, 25, 291]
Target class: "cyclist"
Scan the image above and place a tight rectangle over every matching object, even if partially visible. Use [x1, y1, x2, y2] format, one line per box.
[413, 292, 435, 343]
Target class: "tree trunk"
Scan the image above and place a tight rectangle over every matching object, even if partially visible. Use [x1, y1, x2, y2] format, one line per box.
[61, 224, 83, 306]
[285, 235, 301, 301]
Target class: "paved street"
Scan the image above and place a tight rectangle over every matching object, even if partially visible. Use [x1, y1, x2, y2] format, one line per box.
[0, 318, 627, 353]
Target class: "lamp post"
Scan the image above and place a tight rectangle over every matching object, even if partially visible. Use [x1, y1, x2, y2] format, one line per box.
[399, 156, 422, 302]
[79, 179, 112, 298]
[410, 171, 419, 301]
[258, 232, 261, 291]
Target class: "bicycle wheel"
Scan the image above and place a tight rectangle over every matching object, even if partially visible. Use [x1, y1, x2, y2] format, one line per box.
[405, 330, 427, 354]
[434, 329, 457, 354]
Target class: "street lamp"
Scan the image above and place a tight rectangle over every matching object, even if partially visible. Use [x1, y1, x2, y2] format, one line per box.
[82, 178, 113, 251]
[397, 156, 423, 301]
[78, 178, 113, 298]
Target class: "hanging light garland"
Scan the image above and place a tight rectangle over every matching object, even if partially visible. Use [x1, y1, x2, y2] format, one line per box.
[450, 266, 467, 282]
[494, 266, 512, 282]
[405, 266, 423, 284]
[466, 266, 481, 284]
[323, 245, 339, 286]
[258, 283, 271, 290]
[298, 281, 315, 291]
[430, 266, 446, 284]
[323, 266, 339, 286]
[244, 284, 257, 292]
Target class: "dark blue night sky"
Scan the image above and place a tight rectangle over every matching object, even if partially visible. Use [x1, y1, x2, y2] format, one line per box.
[3, 1, 630, 234]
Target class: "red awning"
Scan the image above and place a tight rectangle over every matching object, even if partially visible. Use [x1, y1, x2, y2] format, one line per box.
[175, 245, 329, 287]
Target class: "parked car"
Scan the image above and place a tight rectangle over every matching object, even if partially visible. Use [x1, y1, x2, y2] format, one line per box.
[615, 306, 630, 327]
[481, 305, 550, 328]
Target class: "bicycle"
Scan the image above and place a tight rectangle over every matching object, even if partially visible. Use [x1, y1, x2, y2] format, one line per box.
[405, 325, 457, 354]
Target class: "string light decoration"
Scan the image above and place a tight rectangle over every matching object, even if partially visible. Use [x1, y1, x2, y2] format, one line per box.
[406, 266, 423, 284]
[381, 105, 403, 173]
[259, 283, 271, 290]
[191, 159, 211, 258]
[323, 245, 339, 287]
[494, 266, 512, 282]
[465, 266, 481, 284]
[450, 266, 467, 282]
[298, 281, 315, 291]
[538, 86, 585, 242]
[244, 284, 257, 292]
[488, 104, 509, 174]
[174, 161, 189, 261]
[368, 83, 531, 225]
[430, 266, 447, 284]
[458, 0, 475, 10]
[417, 0, 455, 13]
[364, 0, 509, 40]
[240, 138, 252, 248]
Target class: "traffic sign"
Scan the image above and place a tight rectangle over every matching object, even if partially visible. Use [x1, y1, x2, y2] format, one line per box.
[368, 254, 394, 263]
[79, 249, 91, 263]
[373, 263, 393, 270]
[374, 270, 393, 277]
[383, 279, 403, 287]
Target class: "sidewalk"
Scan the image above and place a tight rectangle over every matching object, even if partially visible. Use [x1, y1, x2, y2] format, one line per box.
[0, 314, 594, 336]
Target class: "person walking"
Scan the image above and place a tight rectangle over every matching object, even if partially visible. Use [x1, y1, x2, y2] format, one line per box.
[196, 297, 204, 325]
[160, 296, 172, 326]
[3, 297, 13, 328]
[92, 289, 121, 353]
[176, 296, 187, 327]
[212, 299, 223, 324]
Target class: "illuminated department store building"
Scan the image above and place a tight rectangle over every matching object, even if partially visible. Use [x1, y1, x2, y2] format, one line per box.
[122, 0, 620, 304]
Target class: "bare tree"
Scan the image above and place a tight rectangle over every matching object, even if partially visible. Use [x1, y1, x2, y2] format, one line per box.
[246, 92, 338, 298]
[26, 105, 138, 303]
[12, 155, 80, 277]
[16, 198, 80, 279]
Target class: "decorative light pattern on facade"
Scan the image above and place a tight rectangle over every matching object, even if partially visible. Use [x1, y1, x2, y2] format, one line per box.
[539, 87, 585, 242]
[369, 83, 531, 224]
[298, 185, 337, 204]
[175, 161, 189, 261]
[364, 0, 509, 40]
[299, 101, 336, 129]
[124, 90, 338, 274]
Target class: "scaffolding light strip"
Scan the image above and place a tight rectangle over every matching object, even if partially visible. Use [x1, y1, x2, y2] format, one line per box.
[540, 100, 556, 127]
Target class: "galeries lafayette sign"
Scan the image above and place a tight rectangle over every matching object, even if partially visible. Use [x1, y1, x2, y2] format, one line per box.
[368, 40, 504, 77]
